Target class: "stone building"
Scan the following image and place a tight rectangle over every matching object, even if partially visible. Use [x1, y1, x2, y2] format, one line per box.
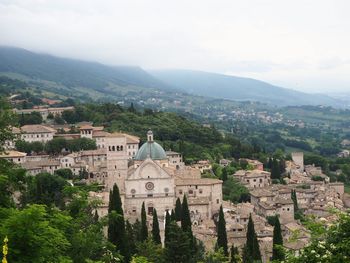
[234, 169, 271, 189]
[98, 130, 223, 222]
[20, 125, 56, 143]
[0, 150, 27, 164]
[14, 106, 74, 120]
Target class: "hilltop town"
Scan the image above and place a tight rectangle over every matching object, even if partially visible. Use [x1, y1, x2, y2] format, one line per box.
[1, 105, 348, 263]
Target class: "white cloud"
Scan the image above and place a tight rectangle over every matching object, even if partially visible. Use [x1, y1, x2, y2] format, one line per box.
[0, 0, 349, 93]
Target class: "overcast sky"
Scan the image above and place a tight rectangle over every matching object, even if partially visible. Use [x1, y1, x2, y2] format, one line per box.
[1, 0, 350, 93]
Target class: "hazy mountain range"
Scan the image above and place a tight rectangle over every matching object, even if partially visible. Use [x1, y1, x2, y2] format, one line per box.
[0, 46, 346, 108]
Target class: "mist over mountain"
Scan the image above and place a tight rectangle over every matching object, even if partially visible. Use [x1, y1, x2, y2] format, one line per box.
[0, 46, 170, 91]
[0, 46, 345, 107]
[150, 69, 343, 107]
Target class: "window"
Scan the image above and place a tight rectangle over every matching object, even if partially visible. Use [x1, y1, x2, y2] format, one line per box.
[199, 189, 203, 194]
[179, 190, 183, 194]
[216, 199, 219, 204]
[189, 190, 194, 195]
[253, 179, 256, 182]
[147, 194, 153, 197]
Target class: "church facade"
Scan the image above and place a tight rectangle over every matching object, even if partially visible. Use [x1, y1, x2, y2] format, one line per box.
[103, 130, 223, 222]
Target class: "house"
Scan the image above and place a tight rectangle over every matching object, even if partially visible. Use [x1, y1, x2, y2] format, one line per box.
[0, 150, 27, 164]
[20, 125, 56, 143]
[21, 160, 60, 175]
[234, 169, 271, 189]
[191, 160, 212, 173]
[14, 106, 74, 120]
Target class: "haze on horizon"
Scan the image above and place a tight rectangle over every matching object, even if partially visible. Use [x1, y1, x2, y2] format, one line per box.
[0, 0, 349, 94]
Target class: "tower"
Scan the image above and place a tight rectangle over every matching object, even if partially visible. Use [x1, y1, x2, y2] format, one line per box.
[106, 133, 129, 192]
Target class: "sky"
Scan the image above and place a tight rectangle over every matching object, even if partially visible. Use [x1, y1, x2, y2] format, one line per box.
[0, 0, 350, 93]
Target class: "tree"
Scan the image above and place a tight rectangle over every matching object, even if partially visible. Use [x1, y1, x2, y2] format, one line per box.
[24, 172, 67, 207]
[164, 210, 171, 247]
[141, 202, 148, 242]
[45, 137, 67, 155]
[152, 208, 161, 245]
[175, 198, 182, 221]
[164, 222, 191, 263]
[55, 168, 74, 179]
[204, 248, 228, 263]
[0, 97, 17, 153]
[222, 167, 228, 181]
[126, 220, 137, 256]
[284, 212, 350, 262]
[170, 209, 176, 222]
[230, 245, 240, 263]
[135, 238, 165, 263]
[108, 184, 129, 262]
[245, 214, 261, 262]
[291, 189, 303, 220]
[216, 205, 228, 256]
[272, 216, 284, 261]
[271, 158, 281, 180]
[0, 205, 70, 263]
[181, 195, 192, 234]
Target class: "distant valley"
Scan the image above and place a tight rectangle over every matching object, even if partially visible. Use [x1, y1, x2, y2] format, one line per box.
[0, 46, 347, 109]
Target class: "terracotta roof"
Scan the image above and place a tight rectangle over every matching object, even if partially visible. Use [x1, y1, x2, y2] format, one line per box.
[92, 131, 111, 137]
[79, 125, 94, 130]
[21, 125, 56, 133]
[250, 189, 274, 198]
[11, 127, 21, 134]
[175, 178, 222, 186]
[125, 134, 140, 144]
[81, 149, 106, 156]
[0, 151, 27, 158]
[21, 160, 60, 169]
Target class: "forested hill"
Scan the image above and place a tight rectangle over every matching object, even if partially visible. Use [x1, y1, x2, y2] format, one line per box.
[150, 69, 343, 107]
[0, 46, 345, 108]
[0, 46, 170, 91]
[60, 103, 264, 163]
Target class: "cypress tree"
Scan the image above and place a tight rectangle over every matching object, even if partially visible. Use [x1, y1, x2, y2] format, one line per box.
[217, 205, 228, 256]
[133, 218, 142, 242]
[152, 208, 161, 245]
[164, 210, 171, 247]
[125, 220, 136, 256]
[272, 216, 284, 261]
[141, 202, 148, 241]
[165, 221, 191, 263]
[230, 245, 240, 263]
[271, 158, 281, 180]
[175, 197, 182, 221]
[93, 210, 99, 223]
[181, 195, 192, 233]
[245, 214, 261, 262]
[222, 167, 228, 181]
[291, 189, 299, 211]
[108, 184, 129, 261]
[170, 209, 176, 222]
[268, 157, 273, 170]
[181, 195, 196, 255]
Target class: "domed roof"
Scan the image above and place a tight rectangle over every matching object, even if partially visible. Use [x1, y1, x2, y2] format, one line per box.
[134, 131, 167, 161]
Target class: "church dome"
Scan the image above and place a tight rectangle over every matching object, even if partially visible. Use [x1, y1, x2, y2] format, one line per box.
[134, 131, 167, 161]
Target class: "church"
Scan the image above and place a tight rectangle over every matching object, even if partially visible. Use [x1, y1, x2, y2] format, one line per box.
[98, 130, 222, 223]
